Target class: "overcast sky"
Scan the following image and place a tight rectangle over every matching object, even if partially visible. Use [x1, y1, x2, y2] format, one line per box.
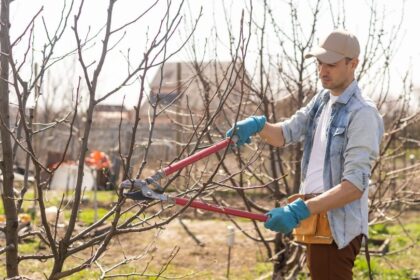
[9, 0, 420, 108]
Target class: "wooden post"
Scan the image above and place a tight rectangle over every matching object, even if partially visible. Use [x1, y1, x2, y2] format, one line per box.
[176, 62, 182, 155]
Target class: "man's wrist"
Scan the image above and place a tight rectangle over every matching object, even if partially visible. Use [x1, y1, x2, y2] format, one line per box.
[289, 198, 311, 220]
[305, 199, 317, 215]
[304, 201, 312, 215]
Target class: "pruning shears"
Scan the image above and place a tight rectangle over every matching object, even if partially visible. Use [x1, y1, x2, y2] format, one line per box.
[120, 137, 268, 222]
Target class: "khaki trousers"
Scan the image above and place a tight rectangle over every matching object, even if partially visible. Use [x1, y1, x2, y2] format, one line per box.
[306, 235, 363, 280]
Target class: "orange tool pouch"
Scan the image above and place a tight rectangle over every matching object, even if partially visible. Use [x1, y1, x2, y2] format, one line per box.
[287, 194, 333, 245]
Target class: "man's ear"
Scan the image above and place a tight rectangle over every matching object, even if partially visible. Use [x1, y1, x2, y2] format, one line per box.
[351, 58, 359, 69]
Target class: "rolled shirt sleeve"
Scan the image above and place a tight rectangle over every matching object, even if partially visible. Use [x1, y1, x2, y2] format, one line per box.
[342, 106, 384, 192]
[281, 93, 321, 145]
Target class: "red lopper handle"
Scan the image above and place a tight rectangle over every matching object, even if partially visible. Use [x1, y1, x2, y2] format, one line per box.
[162, 138, 233, 176]
[174, 197, 268, 222]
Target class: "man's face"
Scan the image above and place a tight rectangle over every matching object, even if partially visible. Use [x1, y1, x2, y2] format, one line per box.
[317, 58, 358, 95]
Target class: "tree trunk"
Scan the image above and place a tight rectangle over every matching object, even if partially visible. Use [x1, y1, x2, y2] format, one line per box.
[0, 0, 19, 277]
[272, 233, 287, 279]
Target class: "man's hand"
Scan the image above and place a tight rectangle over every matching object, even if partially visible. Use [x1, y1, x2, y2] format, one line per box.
[264, 198, 310, 233]
[226, 116, 266, 146]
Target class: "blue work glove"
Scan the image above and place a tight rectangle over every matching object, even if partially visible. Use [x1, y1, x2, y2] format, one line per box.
[264, 198, 310, 233]
[226, 116, 266, 146]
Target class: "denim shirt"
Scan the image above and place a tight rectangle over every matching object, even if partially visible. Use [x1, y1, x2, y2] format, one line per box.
[281, 80, 384, 249]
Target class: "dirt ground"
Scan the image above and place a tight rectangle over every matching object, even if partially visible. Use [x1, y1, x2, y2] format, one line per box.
[17, 217, 276, 280]
[6, 208, 420, 279]
[96, 218, 275, 279]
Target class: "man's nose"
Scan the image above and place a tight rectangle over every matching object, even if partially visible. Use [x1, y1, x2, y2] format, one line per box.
[318, 64, 327, 75]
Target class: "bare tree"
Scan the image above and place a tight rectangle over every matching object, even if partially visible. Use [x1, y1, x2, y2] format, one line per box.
[0, 0, 205, 278]
[178, 0, 420, 279]
[1, 0, 19, 276]
[1, 0, 419, 279]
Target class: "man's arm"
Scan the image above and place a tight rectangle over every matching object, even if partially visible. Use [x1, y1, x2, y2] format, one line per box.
[259, 122, 285, 147]
[304, 180, 363, 215]
[264, 180, 363, 233]
[260, 93, 323, 148]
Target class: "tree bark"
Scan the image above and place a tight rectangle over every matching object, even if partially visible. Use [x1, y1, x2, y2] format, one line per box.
[0, 0, 19, 277]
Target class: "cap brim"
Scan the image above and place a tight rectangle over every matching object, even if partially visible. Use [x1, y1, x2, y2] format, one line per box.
[305, 47, 345, 64]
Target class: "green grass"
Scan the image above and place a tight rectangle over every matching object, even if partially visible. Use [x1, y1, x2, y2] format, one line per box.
[369, 223, 390, 235]
[75, 207, 110, 225]
[81, 190, 118, 204]
[18, 240, 42, 254]
[0, 189, 117, 213]
[252, 262, 272, 278]
[353, 217, 420, 280]
[354, 258, 414, 280]
[64, 268, 102, 280]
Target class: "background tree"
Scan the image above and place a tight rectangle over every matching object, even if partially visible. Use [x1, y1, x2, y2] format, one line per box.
[177, 0, 420, 278]
[1, 0, 19, 275]
[0, 0, 204, 278]
[0, 0, 419, 279]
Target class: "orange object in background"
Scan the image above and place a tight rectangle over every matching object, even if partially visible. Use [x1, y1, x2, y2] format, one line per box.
[85, 150, 111, 170]
[18, 213, 32, 224]
[0, 214, 32, 224]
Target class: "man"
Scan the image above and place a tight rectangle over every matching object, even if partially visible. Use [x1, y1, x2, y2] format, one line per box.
[226, 29, 383, 279]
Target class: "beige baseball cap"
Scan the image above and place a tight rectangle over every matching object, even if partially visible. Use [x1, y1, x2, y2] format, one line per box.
[305, 29, 360, 64]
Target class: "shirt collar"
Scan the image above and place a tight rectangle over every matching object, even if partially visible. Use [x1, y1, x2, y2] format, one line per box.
[336, 80, 358, 104]
[321, 80, 358, 105]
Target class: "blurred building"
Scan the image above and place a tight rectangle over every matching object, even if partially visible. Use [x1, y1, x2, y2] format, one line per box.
[138, 60, 258, 162]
